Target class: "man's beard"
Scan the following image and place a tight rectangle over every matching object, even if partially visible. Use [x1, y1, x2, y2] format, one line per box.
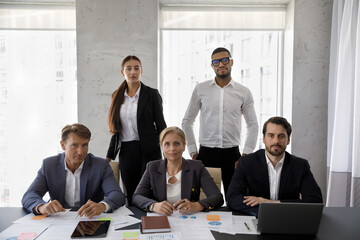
[265, 145, 286, 157]
[216, 69, 231, 79]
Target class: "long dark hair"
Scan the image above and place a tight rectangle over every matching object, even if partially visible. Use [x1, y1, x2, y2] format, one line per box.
[107, 55, 142, 134]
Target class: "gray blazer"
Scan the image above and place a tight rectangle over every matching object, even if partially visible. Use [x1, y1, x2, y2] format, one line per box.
[132, 158, 224, 211]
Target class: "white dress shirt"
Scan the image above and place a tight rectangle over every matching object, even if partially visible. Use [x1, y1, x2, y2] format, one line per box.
[120, 85, 141, 142]
[64, 159, 83, 207]
[166, 171, 182, 204]
[265, 153, 285, 200]
[182, 79, 258, 155]
[64, 159, 110, 211]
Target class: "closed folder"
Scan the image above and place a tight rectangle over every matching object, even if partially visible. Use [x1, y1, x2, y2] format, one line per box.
[141, 216, 171, 234]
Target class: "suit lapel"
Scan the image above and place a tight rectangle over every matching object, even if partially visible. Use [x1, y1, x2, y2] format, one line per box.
[181, 159, 192, 199]
[80, 154, 91, 204]
[137, 83, 149, 124]
[259, 151, 271, 198]
[156, 160, 167, 201]
[58, 153, 66, 205]
[278, 152, 290, 198]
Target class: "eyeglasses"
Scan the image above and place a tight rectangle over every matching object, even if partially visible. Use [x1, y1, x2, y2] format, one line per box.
[211, 57, 231, 67]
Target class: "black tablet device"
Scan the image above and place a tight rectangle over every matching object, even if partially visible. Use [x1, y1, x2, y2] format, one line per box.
[71, 220, 111, 238]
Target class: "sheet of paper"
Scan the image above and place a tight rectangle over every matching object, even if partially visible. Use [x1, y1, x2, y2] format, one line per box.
[139, 231, 182, 240]
[114, 206, 134, 216]
[175, 227, 215, 240]
[13, 206, 134, 226]
[147, 211, 233, 229]
[35, 224, 80, 240]
[0, 223, 50, 240]
[113, 215, 141, 230]
[217, 215, 260, 235]
[111, 229, 141, 240]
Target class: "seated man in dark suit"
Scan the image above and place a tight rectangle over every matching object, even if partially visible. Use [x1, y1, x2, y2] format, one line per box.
[22, 123, 125, 218]
[227, 116, 323, 216]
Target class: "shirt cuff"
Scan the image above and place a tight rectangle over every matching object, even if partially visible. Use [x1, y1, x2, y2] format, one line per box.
[187, 145, 198, 156]
[100, 201, 111, 212]
[33, 203, 46, 215]
[242, 146, 254, 155]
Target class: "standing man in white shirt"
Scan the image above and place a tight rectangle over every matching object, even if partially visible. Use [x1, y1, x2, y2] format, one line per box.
[182, 47, 259, 197]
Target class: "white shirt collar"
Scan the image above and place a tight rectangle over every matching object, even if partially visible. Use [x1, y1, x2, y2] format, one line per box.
[64, 157, 85, 172]
[265, 152, 285, 169]
[124, 84, 141, 98]
[210, 78, 234, 88]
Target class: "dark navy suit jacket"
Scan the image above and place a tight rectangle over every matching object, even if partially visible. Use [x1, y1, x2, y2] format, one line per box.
[227, 149, 323, 216]
[132, 159, 224, 211]
[22, 153, 125, 213]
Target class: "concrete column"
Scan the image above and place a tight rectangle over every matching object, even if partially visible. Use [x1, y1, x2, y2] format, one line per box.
[292, 0, 333, 200]
[76, 0, 158, 156]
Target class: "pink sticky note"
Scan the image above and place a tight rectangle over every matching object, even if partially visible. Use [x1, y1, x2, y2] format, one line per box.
[17, 232, 37, 240]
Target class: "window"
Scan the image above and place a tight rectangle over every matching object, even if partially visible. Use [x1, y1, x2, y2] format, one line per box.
[160, 6, 287, 156]
[0, 4, 77, 207]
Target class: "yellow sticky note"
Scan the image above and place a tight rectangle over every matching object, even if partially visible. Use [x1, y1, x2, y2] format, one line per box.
[98, 217, 113, 221]
[206, 214, 220, 221]
[31, 215, 47, 220]
[122, 231, 138, 238]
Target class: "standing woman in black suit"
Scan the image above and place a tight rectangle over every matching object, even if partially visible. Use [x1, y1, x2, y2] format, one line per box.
[106, 55, 167, 205]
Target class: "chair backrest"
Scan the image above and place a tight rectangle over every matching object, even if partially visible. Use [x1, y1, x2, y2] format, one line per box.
[109, 161, 120, 183]
[200, 167, 222, 200]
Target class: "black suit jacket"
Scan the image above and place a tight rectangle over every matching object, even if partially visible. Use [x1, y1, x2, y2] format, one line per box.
[132, 158, 224, 211]
[106, 82, 167, 160]
[227, 149, 323, 216]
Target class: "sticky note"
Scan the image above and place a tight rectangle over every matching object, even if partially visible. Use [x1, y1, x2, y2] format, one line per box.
[206, 214, 220, 221]
[17, 232, 37, 239]
[122, 231, 138, 238]
[98, 217, 113, 221]
[31, 215, 47, 220]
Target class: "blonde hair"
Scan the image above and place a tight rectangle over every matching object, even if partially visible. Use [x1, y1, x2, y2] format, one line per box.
[159, 127, 186, 146]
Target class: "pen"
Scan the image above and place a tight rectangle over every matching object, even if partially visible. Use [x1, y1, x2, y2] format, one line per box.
[76, 199, 91, 218]
[33, 226, 49, 239]
[174, 200, 185, 209]
[244, 222, 251, 232]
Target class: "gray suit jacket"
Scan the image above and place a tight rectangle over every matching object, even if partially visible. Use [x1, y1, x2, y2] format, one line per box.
[132, 158, 224, 211]
[22, 153, 126, 213]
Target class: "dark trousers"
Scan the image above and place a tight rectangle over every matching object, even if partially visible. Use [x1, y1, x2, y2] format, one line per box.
[119, 141, 161, 205]
[197, 145, 240, 199]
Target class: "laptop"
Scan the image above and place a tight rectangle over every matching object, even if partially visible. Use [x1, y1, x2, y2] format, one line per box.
[256, 202, 324, 235]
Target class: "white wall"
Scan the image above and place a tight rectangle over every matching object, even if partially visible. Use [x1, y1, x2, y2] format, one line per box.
[76, 0, 332, 198]
[76, 0, 158, 156]
[291, 0, 332, 200]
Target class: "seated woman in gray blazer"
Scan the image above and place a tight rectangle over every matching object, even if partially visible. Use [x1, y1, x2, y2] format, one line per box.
[133, 127, 224, 216]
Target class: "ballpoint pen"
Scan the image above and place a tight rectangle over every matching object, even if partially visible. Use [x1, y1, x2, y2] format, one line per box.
[76, 199, 91, 218]
[244, 222, 251, 232]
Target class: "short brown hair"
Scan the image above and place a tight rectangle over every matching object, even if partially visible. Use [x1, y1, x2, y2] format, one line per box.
[159, 127, 186, 146]
[61, 123, 91, 142]
[262, 117, 292, 137]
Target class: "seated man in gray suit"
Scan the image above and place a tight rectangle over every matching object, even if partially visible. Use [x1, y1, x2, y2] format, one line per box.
[227, 117, 323, 216]
[22, 123, 125, 218]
